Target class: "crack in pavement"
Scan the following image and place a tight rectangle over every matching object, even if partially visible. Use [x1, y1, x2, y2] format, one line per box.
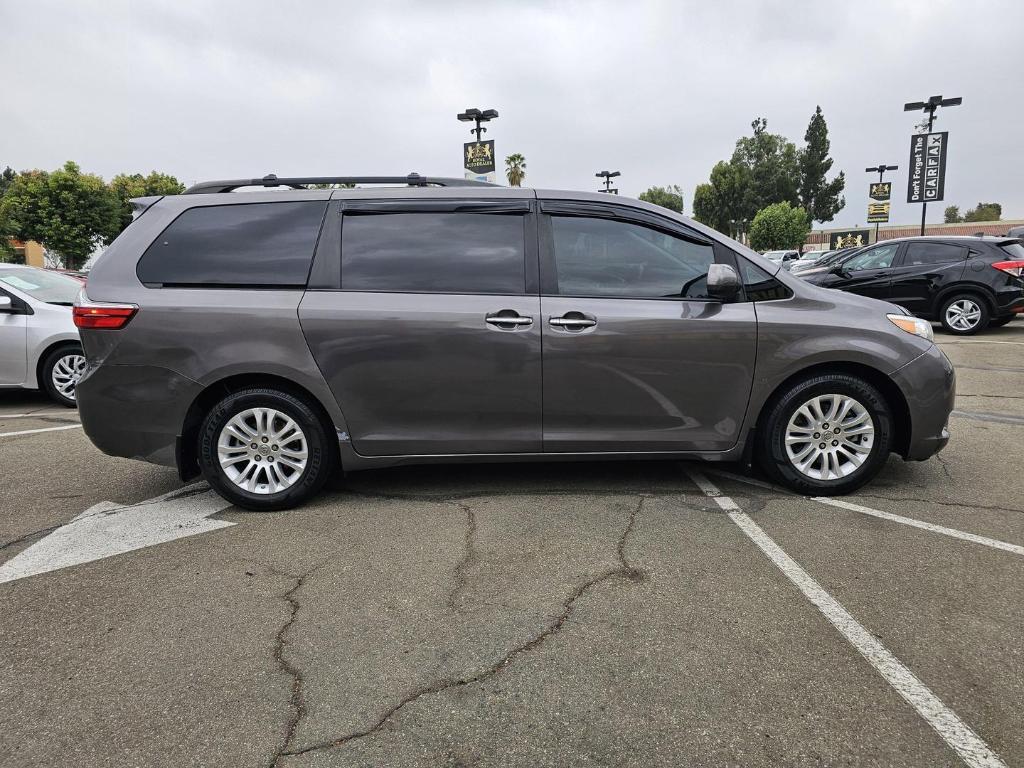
[936, 453, 955, 482]
[958, 393, 1024, 400]
[447, 502, 478, 613]
[0, 524, 61, 553]
[281, 496, 648, 761]
[853, 493, 1024, 516]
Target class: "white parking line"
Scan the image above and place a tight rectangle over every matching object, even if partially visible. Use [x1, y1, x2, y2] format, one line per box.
[0, 424, 83, 438]
[708, 469, 1024, 557]
[686, 469, 1007, 768]
[0, 411, 81, 419]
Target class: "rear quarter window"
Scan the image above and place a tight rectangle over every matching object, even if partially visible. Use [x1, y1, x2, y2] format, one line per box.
[137, 201, 328, 287]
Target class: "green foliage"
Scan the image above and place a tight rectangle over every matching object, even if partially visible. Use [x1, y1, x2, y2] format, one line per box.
[638, 184, 684, 213]
[109, 171, 185, 230]
[748, 202, 810, 251]
[505, 153, 526, 187]
[963, 202, 1002, 223]
[797, 106, 845, 223]
[0, 166, 16, 261]
[944, 205, 962, 223]
[0, 161, 122, 270]
[692, 160, 749, 239]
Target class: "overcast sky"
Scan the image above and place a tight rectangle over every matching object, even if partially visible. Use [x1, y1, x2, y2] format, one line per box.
[2, 0, 1021, 228]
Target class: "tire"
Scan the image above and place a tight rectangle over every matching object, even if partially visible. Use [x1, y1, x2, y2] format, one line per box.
[198, 388, 334, 511]
[758, 374, 892, 496]
[41, 344, 85, 408]
[988, 315, 1014, 328]
[939, 293, 989, 335]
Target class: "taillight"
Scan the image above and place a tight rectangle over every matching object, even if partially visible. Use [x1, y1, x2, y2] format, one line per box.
[72, 294, 138, 330]
[992, 260, 1024, 278]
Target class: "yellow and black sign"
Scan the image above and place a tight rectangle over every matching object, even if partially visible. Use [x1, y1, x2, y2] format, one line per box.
[867, 201, 891, 223]
[869, 182, 892, 202]
[463, 140, 495, 175]
[830, 229, 871, 250]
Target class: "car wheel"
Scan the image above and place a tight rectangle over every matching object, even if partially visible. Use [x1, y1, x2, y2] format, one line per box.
[988, 315, 1014, 328]
[940, 294, 989, 335]
[41, 344, 86, 408]
[198, 388, 334, 511]
[758, 374, 892, 496]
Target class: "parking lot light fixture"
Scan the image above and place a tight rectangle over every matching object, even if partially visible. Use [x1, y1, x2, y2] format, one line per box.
[457, 107, 499, 142]
[596, 170, 621, 194]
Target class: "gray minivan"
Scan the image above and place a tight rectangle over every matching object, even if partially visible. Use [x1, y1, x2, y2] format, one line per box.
[74, 174, 954, 510]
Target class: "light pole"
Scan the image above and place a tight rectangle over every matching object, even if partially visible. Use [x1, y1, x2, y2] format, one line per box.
[904, 95, 961, 235]
[596, 170, 620, 194]
[457, 107, 499, 142]
[865, 163, 898, 242]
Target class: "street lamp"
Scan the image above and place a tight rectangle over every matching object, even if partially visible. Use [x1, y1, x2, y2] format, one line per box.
[904, 95, 961, 235]
[865, 163, 898, 241]
[596, 170, 620, 194]
[457, 107, 499, 142]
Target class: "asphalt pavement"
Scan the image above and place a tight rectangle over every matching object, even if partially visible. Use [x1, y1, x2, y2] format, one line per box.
[1, 323, 1022, 768]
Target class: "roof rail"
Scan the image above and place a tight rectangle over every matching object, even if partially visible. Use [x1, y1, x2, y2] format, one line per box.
[183, 173, 496, 195]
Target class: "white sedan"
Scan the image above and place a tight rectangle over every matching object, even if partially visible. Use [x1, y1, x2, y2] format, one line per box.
[0, 265, 85, 407]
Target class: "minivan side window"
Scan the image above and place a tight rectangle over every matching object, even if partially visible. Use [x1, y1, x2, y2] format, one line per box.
[341, 212, 526, 294]
[842, 243, 899, 272]
[548, 216, 715, 299]
[738, 259, 793, 301]
[903, 242, 965, 266]
[137, 202, 328, 287]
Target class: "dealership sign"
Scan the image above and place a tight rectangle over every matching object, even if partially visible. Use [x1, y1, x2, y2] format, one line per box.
[464, 140, 496, 183]
[829, 229, 871, 250]
[907, 132, 948, 203]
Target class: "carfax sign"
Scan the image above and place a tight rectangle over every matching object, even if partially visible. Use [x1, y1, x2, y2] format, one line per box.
[907, 132, 948, 203]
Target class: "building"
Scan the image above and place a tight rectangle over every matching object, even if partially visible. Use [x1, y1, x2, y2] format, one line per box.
[6, 239, 46, 266]
[805, 219, 1024, 250]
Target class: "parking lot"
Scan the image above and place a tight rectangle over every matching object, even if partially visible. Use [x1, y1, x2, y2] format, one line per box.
[1, 325, 1022, 768]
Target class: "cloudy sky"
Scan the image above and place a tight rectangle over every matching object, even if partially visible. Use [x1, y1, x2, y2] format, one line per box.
[2, 0, 1021, 228]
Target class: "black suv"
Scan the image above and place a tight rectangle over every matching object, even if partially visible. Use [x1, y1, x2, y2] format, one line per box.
[799, 236, 1024, 334]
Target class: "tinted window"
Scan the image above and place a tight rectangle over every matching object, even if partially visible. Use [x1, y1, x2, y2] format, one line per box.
[738, 259, 792, 301]
[550, 216, 715, 299]
[137, 202, 328, 287]
[999, 242, 1024, 260]
[903, 242, 965, 266]
[341, 213, 525, 294]
[842, 243, 899, 272]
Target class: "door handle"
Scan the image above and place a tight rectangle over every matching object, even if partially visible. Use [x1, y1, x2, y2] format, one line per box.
[549, 316, 597, 328]
[485, 311, 533, 329]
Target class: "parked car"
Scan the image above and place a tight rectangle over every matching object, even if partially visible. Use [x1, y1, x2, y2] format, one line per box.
[0, 265, 86, 406]
[799, 236, 1024, 334]
[788, 249, 831, 272]
[1007, 225, 1023, 239]
[75, 173, 954, 510]
[790, 247, 856, 275]
[763, 250, 800, 269]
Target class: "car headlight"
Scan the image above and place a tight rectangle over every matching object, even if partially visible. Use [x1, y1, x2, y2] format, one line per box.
[887, 313, 934, 342]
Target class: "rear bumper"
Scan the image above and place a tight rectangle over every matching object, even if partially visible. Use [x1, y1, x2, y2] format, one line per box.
[892, 344, 955, 461]
[76, 363, 201, 468]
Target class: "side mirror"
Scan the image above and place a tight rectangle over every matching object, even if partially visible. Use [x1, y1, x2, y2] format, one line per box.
[0, 295, 12, 312]
[707, 263, 741, 300]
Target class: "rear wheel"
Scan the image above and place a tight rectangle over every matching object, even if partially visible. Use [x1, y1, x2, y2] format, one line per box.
[940, 294, 989, 335]
[758, 374, 892, 496]
[41, 344, 85, 408]
[198, 388, 334, 511]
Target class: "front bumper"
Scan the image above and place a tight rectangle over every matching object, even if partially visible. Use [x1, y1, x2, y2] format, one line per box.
[76, 363, 202, 468]
[891, 344, 955, 461]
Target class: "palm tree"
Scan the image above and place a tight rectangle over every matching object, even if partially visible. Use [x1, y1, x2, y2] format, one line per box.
[505, 154, 526, 187]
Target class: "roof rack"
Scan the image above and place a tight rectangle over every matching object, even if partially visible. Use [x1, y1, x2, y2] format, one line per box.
[183, 173, 496, 195]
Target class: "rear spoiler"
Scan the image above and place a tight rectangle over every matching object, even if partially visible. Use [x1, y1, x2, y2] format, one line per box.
[129, 196, 163, 221]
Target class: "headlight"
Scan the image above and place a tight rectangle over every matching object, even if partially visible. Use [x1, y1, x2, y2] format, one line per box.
[887, 313, 934, 342]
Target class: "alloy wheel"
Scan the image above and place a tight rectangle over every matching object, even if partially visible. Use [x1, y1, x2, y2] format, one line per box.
[217, 407, 309, 494]
[945, 299, 982, 332]
[784, 394, 875, 481]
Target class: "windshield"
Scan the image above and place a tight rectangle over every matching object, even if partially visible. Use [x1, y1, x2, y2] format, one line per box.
[0, 267, 83, 305]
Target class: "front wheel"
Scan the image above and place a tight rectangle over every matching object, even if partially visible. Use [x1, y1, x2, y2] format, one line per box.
[41, 344, 85, 407]
[758, 374, 892, 496]
[198, 388, 335, 511]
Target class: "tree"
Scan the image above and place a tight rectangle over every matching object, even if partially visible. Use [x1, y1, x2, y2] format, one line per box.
[963, 202, 1001, 223]
[0, 166, 17, 261]
[748, 202, 810, 251]
[944, 205, 962, 223]
[732, 118, 800, 219]
[109, 171, 185, 230]
[692, 160, 750, 239]
[638, 184, 683, 213]
[505, 153, 526, 187]
[0, 161, 122, 270]
[797, 106, 845, 223]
